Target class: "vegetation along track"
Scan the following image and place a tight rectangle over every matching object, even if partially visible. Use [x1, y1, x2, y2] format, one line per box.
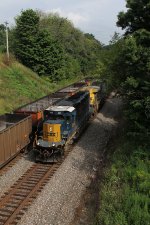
[0, 147, 72, 225]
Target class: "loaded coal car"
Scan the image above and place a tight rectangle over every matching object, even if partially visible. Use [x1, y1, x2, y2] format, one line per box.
[56, 86, 81, 97]
[14, 93, 65, 129]
[0, 113, 32, 168]
[34, 91, 90, 162]
[14, 83, 87, 130]
[14, 92, 68, 146]
[73, 80, 90, 88]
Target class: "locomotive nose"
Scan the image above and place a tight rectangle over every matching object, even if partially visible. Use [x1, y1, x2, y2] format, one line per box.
[43, 123, 61, 143]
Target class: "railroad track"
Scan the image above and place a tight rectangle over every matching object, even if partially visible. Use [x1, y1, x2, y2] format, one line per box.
[0, 147, 72, 225]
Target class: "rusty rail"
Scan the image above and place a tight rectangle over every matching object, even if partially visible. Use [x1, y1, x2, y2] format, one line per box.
[0, 147, 71, 225]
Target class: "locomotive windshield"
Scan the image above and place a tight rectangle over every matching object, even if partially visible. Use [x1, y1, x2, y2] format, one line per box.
[44, 111, 64, 121]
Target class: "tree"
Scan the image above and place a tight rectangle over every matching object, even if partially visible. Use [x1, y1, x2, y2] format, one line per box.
[33, 29, 64, 79]
[13, 9, 65, 80]
[39, 12, 103, 77]
[0, 24, 6, 52]
[116, 0, 150, 138]
[14, 9, 39, 69]
[117, 0, 150, 34]
[13, 9, 103, 80]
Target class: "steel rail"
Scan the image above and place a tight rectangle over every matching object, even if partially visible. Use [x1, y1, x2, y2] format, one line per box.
[0, 147, 71, 225]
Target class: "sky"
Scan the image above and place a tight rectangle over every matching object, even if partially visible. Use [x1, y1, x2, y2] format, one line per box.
[0, 0, 126, 44]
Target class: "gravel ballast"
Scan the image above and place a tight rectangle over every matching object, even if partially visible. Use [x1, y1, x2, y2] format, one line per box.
[17, 97, 122, 225]
[0, 157, 34, 198]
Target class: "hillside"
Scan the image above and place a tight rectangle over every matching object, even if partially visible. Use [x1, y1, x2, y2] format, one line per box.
[0, 55, 78, 115]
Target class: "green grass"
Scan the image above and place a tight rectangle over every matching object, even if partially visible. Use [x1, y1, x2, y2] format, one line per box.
[0, 54, 80, 114]
[96, 137, 150, 225]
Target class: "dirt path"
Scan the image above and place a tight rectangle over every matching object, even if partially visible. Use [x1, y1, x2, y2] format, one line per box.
[18, 97, 123, 225]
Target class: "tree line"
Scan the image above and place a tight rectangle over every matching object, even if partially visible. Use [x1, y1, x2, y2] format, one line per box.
[0, 9, 103, 81]
[96, 1, 150, 224]
[100, 0, 150, 140]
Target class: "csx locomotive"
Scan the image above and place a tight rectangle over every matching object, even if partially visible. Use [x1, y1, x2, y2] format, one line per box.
[34, 84, 105, 162]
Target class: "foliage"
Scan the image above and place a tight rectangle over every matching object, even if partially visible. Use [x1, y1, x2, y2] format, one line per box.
[117, 1, 150, 137]
[0, 24, 6, 52]
[117, 0, 150, 34]
[102, 0, 150, 137]
[0, 53, 79, 114]
[98, 33, 125, 90]
[33, 29, 64, 78]
[12, 10, 64, 81]
[96, 2, 150, 225]
[11, 10, 103, 81]
[96, 138, 150, 225]
[39, 12, 103, 77]
[14, 9, 39, 69]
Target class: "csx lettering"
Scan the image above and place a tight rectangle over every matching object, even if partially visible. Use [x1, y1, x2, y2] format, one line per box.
[49, 133, 55, 136]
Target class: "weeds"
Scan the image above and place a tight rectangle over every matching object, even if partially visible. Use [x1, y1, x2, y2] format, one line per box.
[96, 138, 150, 225]
[0, 54, 80, 114]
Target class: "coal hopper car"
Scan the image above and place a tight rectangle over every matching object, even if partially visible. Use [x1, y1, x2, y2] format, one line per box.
[0, 114, 32, 168]
[14, 83, 88, 130]
[14, 93, 65, 129]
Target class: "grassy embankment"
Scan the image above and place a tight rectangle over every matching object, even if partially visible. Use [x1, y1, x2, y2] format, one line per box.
[96, 136, 150, 225]
[0, 54, 80, 115]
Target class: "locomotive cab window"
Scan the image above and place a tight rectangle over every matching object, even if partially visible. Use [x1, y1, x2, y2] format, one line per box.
[66, 116, 71, 124]
[50, 115, 64, 120]
[44, 111, 64, 120]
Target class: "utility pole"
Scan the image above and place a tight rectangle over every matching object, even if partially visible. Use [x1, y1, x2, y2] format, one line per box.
[4, 21, 9, 62]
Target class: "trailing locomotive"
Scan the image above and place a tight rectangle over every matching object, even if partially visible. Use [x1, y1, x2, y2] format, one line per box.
[81, 86, 101, 116]
[34, 91, 90, 162]
[81, 82, 106, 117]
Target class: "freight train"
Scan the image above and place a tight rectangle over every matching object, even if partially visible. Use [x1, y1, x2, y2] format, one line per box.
[34, 82, 106, 162]
[0, 79, 106, 167]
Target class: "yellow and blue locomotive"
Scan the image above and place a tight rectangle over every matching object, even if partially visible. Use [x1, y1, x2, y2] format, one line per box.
[81, 86, 101, 116]
[34, 91, 90, 162]
[81, 83, 106, 116]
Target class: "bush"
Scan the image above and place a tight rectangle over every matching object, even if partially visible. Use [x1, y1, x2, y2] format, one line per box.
[96, 138, 150, 225]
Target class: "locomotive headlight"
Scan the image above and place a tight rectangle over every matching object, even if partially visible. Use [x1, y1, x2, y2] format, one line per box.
[50, 127, 52, 132]
[37, 141, 40, 145]
[52, 143, 55, 146]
